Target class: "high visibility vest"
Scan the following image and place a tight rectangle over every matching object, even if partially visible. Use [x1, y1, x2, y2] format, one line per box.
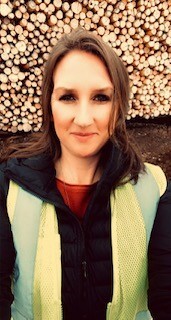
[7, 163, 167, 320]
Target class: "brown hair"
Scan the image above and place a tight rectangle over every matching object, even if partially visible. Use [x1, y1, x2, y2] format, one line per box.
[1, 28, 144, 184]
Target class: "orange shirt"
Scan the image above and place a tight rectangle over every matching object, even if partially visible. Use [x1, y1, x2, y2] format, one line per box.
[56, 179, 97, 220]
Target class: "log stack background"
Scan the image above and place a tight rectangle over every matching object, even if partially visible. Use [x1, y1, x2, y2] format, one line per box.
[0, 0, 171, 133]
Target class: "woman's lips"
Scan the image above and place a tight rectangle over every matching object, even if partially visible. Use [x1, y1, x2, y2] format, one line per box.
[71, 132, 96, 136]
[71, 132, 97, 141]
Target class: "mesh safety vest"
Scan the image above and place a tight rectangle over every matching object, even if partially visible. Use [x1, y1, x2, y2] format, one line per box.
[7, 163, 167, 320]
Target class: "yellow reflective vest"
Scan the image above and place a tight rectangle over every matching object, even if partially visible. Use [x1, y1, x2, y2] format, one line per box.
[7, 163, 167, 320]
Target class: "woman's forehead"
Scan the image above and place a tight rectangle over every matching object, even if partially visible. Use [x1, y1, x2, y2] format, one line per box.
[53, 50, 113, 89]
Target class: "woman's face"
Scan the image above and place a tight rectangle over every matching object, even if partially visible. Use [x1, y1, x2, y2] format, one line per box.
[51, 50, 114, 160]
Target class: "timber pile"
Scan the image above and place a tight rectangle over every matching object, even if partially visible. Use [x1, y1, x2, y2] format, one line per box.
[0, 0, 171, 133]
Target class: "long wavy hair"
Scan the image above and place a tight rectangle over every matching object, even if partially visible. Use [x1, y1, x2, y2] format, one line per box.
[1, 28, 144, 184]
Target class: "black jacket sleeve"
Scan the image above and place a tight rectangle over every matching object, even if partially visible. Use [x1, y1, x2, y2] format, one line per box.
[0, 164, 16, 320]
[148, 181, 171, 320]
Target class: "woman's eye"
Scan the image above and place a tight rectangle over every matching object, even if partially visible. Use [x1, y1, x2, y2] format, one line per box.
[59, 94, 75, 101]
[93, 94, 111, 102]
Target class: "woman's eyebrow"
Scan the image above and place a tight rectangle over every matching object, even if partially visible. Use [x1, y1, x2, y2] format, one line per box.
[53, 87, 74, 92]
[53, 87, 114, 94]
[52, 88, 76, 97]
[91, 87, 114, 93]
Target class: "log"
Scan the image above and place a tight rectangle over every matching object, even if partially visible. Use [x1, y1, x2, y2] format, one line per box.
[0, 3, 12, 17]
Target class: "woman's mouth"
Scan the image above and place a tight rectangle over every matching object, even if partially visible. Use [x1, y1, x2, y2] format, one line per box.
[71, 132, 97, 141]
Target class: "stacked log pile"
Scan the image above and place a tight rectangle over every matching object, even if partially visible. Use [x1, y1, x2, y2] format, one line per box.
[0, 0, 171, 133]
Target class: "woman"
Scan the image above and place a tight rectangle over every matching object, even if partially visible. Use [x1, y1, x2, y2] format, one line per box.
[0, 28, 170, 320]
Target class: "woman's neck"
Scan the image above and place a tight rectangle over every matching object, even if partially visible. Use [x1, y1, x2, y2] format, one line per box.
[55, 154, 102, 185]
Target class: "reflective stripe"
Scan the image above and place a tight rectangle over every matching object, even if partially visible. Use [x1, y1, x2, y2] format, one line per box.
[10, 186, 43, 319]
[8, 185, 62, 320]
[110, 182, 147, 319]
[33, 202, 62, 320]
[108, 163, 166, 320]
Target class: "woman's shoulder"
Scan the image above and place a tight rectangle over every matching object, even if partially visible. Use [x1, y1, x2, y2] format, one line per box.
[151, 181, 171, 237]
[143, 162, 167, 197]
[158, 180, 171, 205]
[0, 160, 8, 180]
[0, 161, 10, 197]
[0, 153, 56, 198]
[0, 160, 7, 171]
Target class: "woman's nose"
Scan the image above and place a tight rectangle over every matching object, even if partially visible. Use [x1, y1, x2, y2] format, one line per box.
[73, 103, 93, 127]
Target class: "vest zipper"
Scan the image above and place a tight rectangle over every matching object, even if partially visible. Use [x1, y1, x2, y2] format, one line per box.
[82, 260, 87, 278]
[81, 225, 88, 318]
[55, 200, 89, 316]
[82, 257, 88, 318]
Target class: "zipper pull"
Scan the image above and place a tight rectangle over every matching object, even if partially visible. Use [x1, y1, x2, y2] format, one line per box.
[82, 261, 87, 278]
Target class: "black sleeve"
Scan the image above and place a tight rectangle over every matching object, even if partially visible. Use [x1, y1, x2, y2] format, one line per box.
[0, 164, 16, 320]
[148, 181, 171, 320]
